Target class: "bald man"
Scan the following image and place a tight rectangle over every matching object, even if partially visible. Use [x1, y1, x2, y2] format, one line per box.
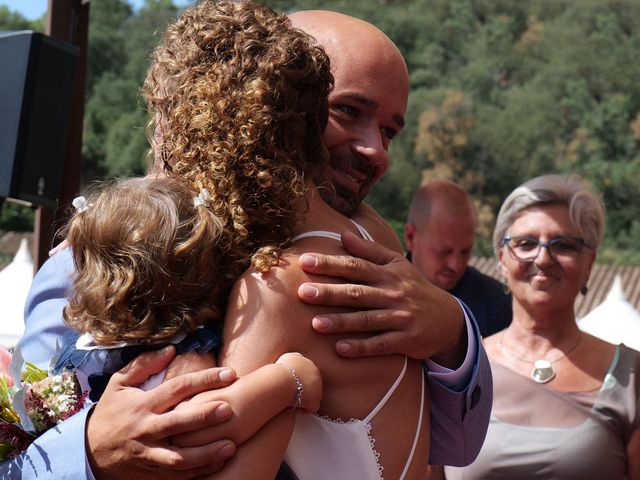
[405, 181, 512, 336]
[7, 7, 490, 480]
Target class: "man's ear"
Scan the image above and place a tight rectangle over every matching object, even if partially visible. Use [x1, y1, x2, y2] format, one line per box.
[404, 223, 416, 251]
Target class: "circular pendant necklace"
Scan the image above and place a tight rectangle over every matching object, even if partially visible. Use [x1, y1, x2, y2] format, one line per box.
[498, 332, 582, 384]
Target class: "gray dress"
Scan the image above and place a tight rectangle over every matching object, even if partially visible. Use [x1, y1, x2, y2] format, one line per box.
[445, 344, 639, 479]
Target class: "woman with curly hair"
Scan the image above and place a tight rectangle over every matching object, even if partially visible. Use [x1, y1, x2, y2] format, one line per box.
[144, 1, 430, 478]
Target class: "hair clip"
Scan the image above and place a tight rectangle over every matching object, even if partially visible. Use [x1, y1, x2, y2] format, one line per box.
[72, 196, 91, 213]
[193, 188, 211, 207]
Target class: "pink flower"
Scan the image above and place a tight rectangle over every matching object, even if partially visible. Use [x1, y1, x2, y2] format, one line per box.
[0, 348, 12, 387]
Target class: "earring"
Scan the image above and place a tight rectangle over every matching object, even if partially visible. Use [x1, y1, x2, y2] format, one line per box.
[580, 284, 588, 295]
[503, 280, 510, 295]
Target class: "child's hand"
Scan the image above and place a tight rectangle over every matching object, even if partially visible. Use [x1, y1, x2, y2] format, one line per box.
[276, 352, 322, 413]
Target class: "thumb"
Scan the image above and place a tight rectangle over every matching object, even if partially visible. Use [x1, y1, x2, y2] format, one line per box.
[113, 345, 176, 387]
[340, 230, 397, 266]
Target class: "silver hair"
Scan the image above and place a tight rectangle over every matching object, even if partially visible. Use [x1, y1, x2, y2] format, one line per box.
[493, 174, 605, 256]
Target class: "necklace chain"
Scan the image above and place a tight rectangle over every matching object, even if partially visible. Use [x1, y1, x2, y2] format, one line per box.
[498, 331, 582, 365]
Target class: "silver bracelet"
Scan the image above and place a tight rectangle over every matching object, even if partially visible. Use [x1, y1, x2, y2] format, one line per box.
[277, 363, 304, 409]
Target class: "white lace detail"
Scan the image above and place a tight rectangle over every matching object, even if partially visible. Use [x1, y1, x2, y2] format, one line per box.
[365, 421, 385, 479]
[314, 413, 358, 424]
[310, 415, 384, 479]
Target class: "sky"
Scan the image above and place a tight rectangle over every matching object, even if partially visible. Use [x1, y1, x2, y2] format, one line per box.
[0, 0, 191, 20]
[0, 0, 47, 20]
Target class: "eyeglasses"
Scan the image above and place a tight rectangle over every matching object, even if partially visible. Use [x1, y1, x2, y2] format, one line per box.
[502, 235, 590, 263]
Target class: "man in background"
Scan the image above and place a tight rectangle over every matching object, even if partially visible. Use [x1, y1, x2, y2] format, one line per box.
[404, 180, 512, 336]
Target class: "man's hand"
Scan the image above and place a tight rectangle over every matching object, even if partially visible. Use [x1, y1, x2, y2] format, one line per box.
[87, 346, 238, 480]
[297, 231, 467, 368]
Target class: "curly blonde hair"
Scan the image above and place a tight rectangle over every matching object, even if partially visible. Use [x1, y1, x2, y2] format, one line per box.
[144, 0, 333, 290]
[63, 177, 223, 345]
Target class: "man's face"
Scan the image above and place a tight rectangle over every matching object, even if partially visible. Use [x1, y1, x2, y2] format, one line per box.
[404, 207, 476, 291]
[320, 39, 409, 216]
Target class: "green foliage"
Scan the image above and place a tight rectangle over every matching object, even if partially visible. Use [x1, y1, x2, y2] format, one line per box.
[0, 203, 34, 232]
[21, 362, 48, 384]
[82, 0, 179, 180]
[0, 6, 42, 31]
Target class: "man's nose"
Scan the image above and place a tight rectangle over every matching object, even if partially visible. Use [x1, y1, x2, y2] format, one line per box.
[354, 127, 389, 168]
[447, 254, 465, 272]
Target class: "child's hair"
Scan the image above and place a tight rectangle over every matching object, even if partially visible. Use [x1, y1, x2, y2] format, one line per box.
[63, 176, 223, 345]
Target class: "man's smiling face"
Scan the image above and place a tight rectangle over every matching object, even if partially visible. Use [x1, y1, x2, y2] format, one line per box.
[290, 11, 409, 217]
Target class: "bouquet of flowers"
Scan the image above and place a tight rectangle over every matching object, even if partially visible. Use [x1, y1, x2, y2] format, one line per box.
[0, 346, 86, 461]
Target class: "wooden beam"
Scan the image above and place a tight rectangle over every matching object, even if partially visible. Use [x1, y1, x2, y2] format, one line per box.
[33, 0, 89, 270]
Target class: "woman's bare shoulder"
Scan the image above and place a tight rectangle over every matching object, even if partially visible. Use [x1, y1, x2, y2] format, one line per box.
[220, 249, 337, 372]
[353, 202, 403, 254]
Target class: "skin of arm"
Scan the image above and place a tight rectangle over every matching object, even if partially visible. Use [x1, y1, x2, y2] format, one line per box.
[210, 269, 305, 479]
[171, 352, 322, 448]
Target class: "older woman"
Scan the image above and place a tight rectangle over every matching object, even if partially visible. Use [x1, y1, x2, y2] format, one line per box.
[442, 174, 640, 479]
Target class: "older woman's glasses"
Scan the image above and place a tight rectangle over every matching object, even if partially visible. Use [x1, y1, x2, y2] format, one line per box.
[502, 235, 590, 263]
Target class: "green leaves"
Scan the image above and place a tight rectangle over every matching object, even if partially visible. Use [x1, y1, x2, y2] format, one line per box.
[21, 363, 48, 384]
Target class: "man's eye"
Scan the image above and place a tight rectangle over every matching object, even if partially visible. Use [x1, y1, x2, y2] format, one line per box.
[381, 126, 397, 141]
[333, 104, 358, 116]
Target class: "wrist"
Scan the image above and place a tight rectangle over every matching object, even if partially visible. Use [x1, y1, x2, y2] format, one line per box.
[276, 363, 304, 409]
[85, 405, 104, 480]
[274, 353, 322, 412]
[429, 295, 467, 369]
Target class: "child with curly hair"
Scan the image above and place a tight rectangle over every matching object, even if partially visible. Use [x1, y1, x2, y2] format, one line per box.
[54, 175, 321, 450]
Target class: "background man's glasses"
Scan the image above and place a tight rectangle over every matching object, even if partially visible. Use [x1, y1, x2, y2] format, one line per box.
[502, 235, 590, 263]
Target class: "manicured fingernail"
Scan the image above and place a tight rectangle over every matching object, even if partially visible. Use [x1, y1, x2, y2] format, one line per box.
[300, 284, 318, 298]
[215, 403, 232, 421]
[337, 342, 352, 354]
[155, 345, 173, 355]
[219, 368, 236, 382]
[300, 254, 317, 267]
[313, 316, 332, 330]
[219, 441, 236, 459]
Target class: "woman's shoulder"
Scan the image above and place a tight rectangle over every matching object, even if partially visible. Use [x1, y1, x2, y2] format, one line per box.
[352, 203, 403, 254]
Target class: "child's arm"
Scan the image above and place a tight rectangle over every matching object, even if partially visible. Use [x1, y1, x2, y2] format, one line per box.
[171, 352, 322, 448]
[163, 349, 218, 381]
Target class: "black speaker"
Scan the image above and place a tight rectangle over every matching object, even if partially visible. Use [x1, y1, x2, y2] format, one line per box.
[0, 31, 79, 208]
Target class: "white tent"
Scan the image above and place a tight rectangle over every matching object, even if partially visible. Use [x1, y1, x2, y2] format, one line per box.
[578, 275, 640, 351]
[0, 238, 33, 348]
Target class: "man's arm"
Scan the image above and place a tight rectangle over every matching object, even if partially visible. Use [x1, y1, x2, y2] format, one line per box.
[297, 231, 492, 466]
[1, 349, 237, 480]
[7, 249, 237, 479]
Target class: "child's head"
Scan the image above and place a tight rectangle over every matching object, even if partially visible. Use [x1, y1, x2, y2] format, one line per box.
[63, 176, 222, 345]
